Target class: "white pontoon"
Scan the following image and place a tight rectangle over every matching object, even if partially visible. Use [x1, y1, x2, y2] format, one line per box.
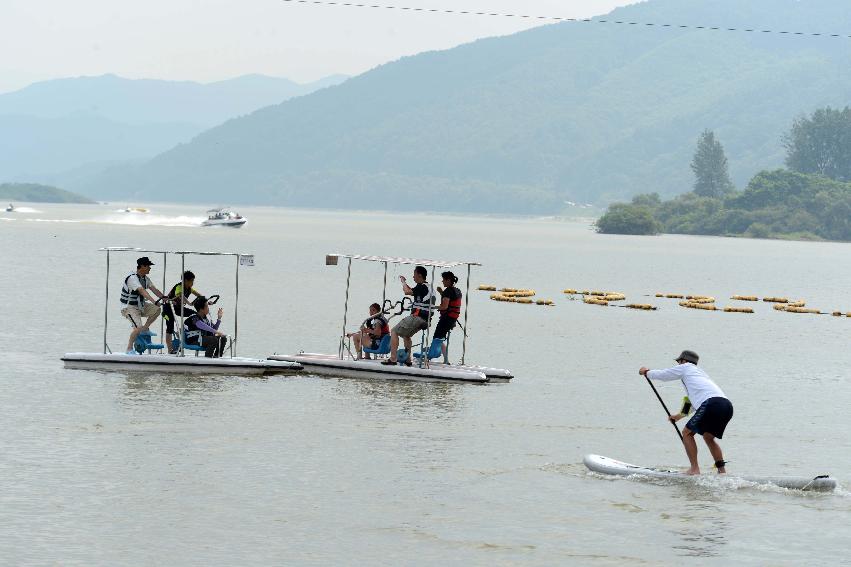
[62, 247, 302, 375]
[201, 208, 247, 228]
[269, 254, 513, 383]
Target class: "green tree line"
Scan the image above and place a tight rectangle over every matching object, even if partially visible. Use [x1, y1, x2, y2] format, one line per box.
[596, 107, 851, 241]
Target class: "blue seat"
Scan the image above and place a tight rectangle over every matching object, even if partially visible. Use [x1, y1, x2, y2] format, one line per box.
[134, 330, 165, 354]
[363, 334, 391, 356]
[171, 338, 205, 355]
[413, 337, 445, 361]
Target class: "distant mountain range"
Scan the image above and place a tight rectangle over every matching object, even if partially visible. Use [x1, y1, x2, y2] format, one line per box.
[0, 73, 347, 182]
[18, 0, 851, 214]
[72, 0, 851, 213]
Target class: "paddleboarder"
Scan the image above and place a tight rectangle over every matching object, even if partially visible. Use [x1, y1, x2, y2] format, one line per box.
[639, 350, 733, 475]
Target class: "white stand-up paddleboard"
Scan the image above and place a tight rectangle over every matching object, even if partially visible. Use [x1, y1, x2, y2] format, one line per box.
[584, 454, 837, 492]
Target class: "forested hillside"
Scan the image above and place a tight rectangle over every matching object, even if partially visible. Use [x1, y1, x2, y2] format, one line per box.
[80, 0, 851, 213]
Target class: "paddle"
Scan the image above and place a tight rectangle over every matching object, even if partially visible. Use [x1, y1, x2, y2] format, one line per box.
[642, 371, 684, 443]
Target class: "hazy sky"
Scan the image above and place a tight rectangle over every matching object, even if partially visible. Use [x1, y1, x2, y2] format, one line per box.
[0, 0, 639, 92]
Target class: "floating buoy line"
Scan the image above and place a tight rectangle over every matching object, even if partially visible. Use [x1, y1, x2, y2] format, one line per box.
[480, 285, 554, 306]
[478, 286, 848, 317]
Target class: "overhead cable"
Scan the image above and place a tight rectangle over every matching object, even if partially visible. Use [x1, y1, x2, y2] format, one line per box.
[280, 0, 851, 39]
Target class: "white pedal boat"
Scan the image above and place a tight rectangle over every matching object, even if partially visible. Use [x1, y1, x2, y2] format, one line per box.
[271, 253, 513, 384]
[269, 353, 488, 382]
[63, 247, 301, 376]
[63, 352, 301, 375]
[584, 454, 837, 492]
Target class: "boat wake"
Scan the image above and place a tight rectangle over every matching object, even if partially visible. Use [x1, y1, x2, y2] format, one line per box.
[100, 214, 204, 227]
[585, 469, 842, 496]
[9, 206, 42, 213]
[15, 215, 205, 227]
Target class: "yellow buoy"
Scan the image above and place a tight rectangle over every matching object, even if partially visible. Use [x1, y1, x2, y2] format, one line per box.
[723, 307, 753, 313]
[763, 297, 789, 303]
[679, 301, 717, 311]
[478, 285, 497, 291]
[665, 293, 685, 299]
[603, 293, 626, 301]
[731, 295, 759, 301]
[772, 304, 788, 311]
[563, 289, 578, 295]
[832, 311, 843, 317]
[625, 303, 657, 311]
[584, 298, 609, 306]
[787, 300, 805, 307]
[536, 299, 554, 306]
[784, 306, 820, 314]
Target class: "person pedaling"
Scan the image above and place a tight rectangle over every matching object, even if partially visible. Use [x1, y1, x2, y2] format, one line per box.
[434, 271, 462, 340]
[161, 270, 202, 353]
[366, 310, 391, 349]
[347, 303, 390, 360]
[183, 296, 228, 358]
[119, 256, 165, 355]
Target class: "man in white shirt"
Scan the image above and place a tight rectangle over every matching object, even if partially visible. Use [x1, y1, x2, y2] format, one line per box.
[639, 350, 734, 475]
[120, 256, 166, 354]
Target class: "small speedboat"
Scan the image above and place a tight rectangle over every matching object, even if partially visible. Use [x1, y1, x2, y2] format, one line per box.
[201, 208, 247, 228]
[5, 203, 14, 212]
[117, 207, 150, 214]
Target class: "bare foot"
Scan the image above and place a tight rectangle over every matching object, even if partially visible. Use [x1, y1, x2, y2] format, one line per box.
[685, 468, 700, 476]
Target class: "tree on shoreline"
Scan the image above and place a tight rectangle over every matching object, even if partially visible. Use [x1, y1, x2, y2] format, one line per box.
[690, 130, 735, 198]
[783, 106, 851, 182]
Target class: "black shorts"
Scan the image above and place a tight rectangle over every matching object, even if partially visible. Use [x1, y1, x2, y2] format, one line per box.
[433, 317, 457, 340]
[686, 397, 734, 439]
[162, 303, 195, 334]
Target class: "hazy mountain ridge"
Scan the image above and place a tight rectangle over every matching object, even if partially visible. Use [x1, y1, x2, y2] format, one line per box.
[0, 73, 349, 126]
[67, 0, 851, 209]
[0, 73, 348, 183]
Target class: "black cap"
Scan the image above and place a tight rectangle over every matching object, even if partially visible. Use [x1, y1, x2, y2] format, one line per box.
[676, 350, 699, 364]
[137, 256, 155, 266]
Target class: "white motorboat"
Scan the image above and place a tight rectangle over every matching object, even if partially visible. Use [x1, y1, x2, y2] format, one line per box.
[201, 208, 247, 228]
[268, 253, 513, 383]
[62, 247, 301, 375]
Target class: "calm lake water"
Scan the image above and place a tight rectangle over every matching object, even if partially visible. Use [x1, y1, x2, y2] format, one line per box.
[1, 203, 849, 565]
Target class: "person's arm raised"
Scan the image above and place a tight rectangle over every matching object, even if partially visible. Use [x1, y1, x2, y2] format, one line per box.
[400, 275, 414, 296]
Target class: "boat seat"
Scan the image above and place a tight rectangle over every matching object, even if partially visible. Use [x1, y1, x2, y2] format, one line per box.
[134, 330, 165, 354]
[171, 338, 206, 356]
[412, 337, 445, 361]
[363, 334, 391, 356]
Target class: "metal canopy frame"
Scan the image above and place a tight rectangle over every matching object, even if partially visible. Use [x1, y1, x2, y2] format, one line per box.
[99, 247, 248, 357]
[327, 253, 480, 365]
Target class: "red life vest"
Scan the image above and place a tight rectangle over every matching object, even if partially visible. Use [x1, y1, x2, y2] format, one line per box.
[377, 315, 390, 336]
[445, 288, 462, 320]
